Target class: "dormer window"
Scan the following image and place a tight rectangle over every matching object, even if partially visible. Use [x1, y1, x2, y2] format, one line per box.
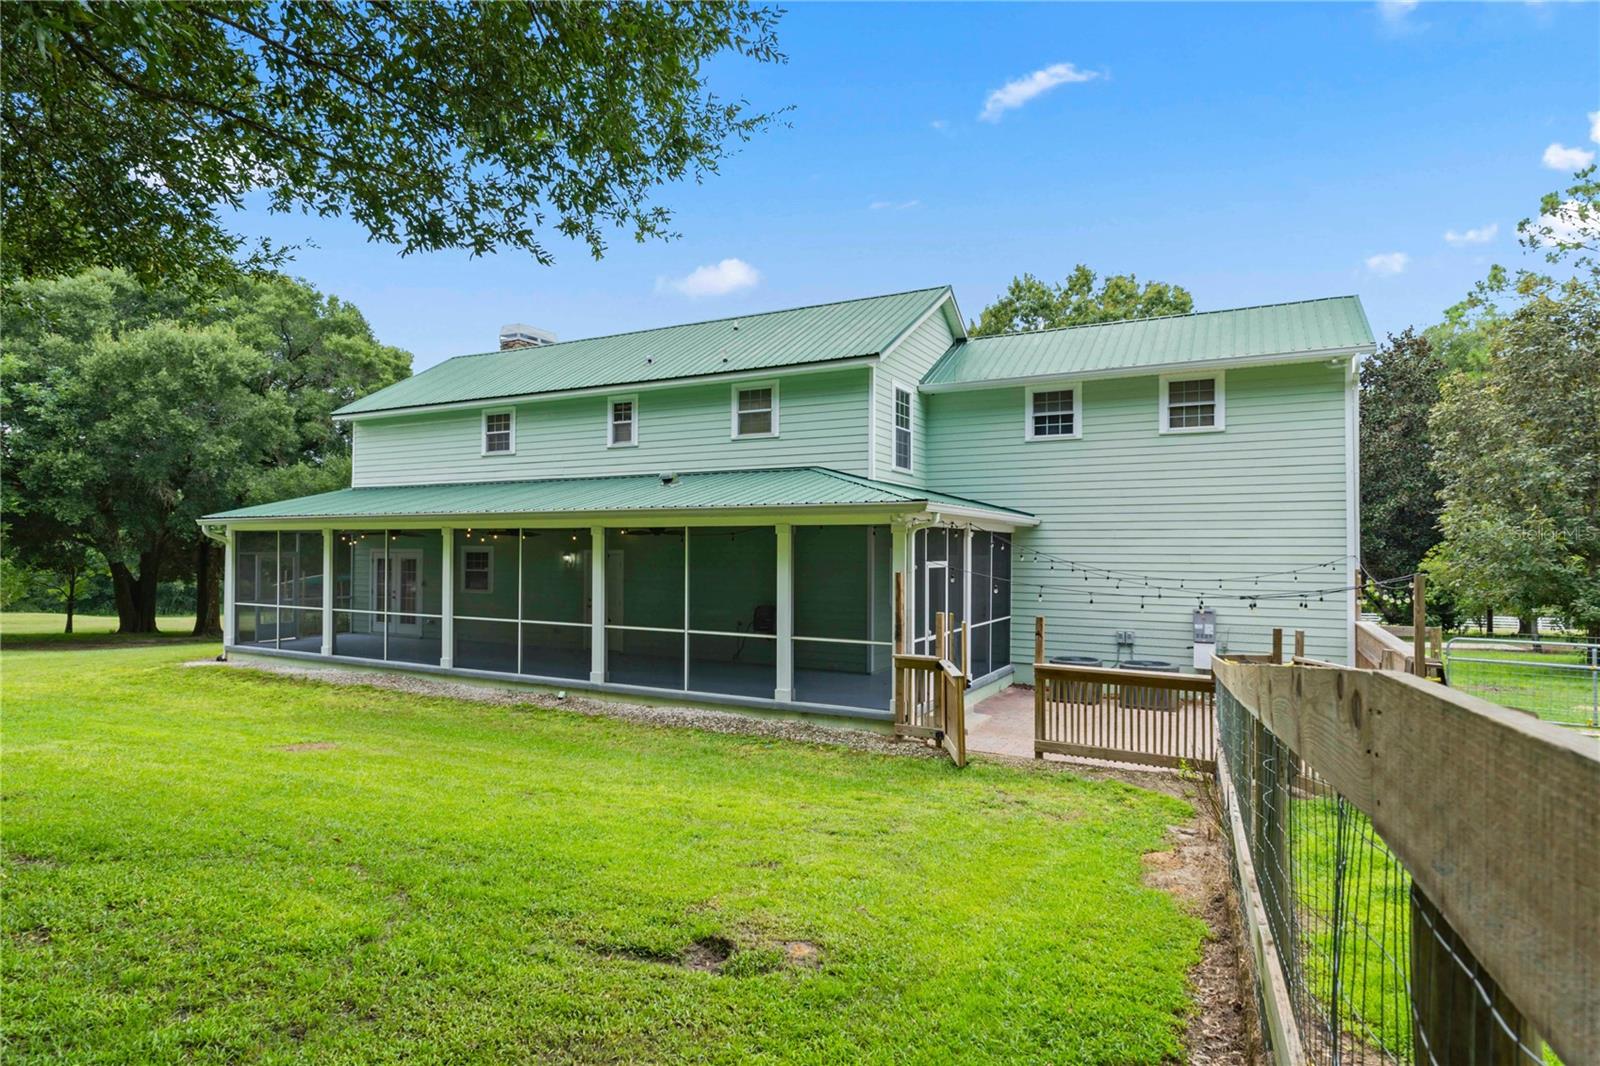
[608, 396, 637, 447]
[483, 409, 515, 454]
[732, 382, 778, 438]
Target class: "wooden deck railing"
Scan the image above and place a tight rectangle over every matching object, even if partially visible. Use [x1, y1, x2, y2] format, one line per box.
[1032, 661, 1217, 771]
[890, 598, 966, 767]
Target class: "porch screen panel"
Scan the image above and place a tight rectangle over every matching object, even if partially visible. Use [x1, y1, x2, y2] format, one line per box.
[688, 526, 776, 698]
[520, 528, 590, 680]
[990, 533, 1012, 674]
[278, 531, 324, 652]
[384, 529, 443, 665]
[605, 528, 685, 690]
[332, 529, 385, 659]
[454, 529, 518, 673]
[793, 525, 892, 710]
[233, 531, 279, 648]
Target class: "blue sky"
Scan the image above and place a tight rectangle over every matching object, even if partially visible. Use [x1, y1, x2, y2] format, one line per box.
[235, 1, 1600, 370]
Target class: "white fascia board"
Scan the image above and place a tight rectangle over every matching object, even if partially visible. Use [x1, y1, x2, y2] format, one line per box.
[206, 501, 1036, 532]
[336, 355, 879, 422]
[918, 345, 1372, 393]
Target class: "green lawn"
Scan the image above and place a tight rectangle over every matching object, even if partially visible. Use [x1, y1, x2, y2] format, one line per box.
[2, 644, 1206, 1064]
[1444, 643, 1599, 727]
[1, 611, 200, 647]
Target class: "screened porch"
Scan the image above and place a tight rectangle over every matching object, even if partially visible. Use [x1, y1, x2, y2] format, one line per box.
[228, 523, 902, 713]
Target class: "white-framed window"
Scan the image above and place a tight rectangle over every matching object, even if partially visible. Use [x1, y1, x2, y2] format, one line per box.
[731, 381, 779, 438]
[482, 408, 515, 454]
[1025, 383, 1082, 441]
[1159, 372, 1225, 433]
[608, 395, 638, 447]
[460, 547, 493, 593]
[892, 384, 913, 472]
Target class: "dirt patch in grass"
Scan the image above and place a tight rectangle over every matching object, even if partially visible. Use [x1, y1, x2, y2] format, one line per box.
[277, 742, 337, 752]
[779, 940, 821, 968]
[1142, 789, 1261, 1066]
[682, 936, 736, 972]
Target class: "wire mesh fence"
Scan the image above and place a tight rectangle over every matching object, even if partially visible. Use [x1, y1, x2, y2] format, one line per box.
[1215, 681, 1554, 1065]
[1442, 637, 1600, 729]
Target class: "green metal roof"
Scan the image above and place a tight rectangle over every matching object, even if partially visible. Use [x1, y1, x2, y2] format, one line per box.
[204, 467, 1034, 523]
[921, 296, 1374, 390]
[337, 287, 953, 416]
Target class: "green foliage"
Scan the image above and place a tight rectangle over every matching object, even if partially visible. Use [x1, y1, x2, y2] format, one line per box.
[1360, 329, 1446, 596]
[1, 2, 787, 289]
[1, 267, 408, 630]
[4, 644, 1205, 1063]
[970, 265, 1194, 336]
[1425, 289, 1600, 635]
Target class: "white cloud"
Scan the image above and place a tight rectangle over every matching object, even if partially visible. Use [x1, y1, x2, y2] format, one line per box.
[1536, 200, 1591, 245]
[1443, 223, 1498, 246]
[1377, 0, 1418, 23]
[1589, 110, 1600, 144]
[659, 258, 761, 298]
[978, 62, 1100, 122]
[1365, 252, 1410, 276]
[1543, 142, 1596, 171]
[869, 199, 921, 211]
[930, 119, 949, 131]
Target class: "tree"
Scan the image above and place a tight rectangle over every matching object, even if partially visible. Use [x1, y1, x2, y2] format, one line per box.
[1359, 329, 1447, 620]
[2, 2, 786, 289]
[1, 269, 409, 634]
[1425, 289, 1600, 639]
[3, 314, 297, 631]
[970, 266, 1194, 336]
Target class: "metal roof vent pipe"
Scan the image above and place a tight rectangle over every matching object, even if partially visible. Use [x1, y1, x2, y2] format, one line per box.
[658, 472, 679, 486]
[499, 323, 558, 350]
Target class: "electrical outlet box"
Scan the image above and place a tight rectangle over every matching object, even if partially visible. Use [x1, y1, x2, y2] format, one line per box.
[1114, 630, 1135, 645]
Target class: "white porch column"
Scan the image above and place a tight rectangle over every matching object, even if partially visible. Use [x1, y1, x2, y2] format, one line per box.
[890, 522, 909, 701]
[439, 527, 454, 668]
[589, 525, 606, 684]
[774, 522, 794, 702]
[320, 529, 333, 655]
[222, 527, 236, 654]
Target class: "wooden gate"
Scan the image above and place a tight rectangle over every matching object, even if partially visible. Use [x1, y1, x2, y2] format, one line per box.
[892, 596, 966, 767]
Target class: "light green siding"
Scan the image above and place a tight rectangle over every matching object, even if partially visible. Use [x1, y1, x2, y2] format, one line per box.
[926, 361, 1354, 673]
[873, 304, 958, 484]
[352, 368, 872, 488]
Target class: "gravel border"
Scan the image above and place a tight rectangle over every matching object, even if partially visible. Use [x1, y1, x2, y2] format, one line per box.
[189, 655, 943, 759]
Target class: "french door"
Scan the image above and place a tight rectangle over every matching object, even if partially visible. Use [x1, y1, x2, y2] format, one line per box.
[373, 549, 424, 636]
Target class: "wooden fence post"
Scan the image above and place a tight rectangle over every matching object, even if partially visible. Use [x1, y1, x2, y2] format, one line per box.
[1033, 617, 1045, 760]
[1294, 630, 1306, 660]
[1413, 573, 1427, 679]
[1271, 628, 1284, 665]
[935, 610, 948, 662]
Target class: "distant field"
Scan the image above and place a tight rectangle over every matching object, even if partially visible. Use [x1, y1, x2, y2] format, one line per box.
[1, 612, 201, 646]
[1444, 642, 1598, 728]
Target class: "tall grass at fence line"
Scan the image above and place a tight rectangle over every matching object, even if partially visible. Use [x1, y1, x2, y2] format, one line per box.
[1291, 792, 1413, 1062]
[1445, 645, 1599, 727]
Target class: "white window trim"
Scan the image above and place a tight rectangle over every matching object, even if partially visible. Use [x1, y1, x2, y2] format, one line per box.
[607, 394, 639, 448]
[458, 545, 494, 594]
[1024, 382, 1083, 442]
[481, 407, 517, 455]
[1158, 370, 1225, 434]
[730, 379, 780, 439]
[891, 381, 914, 473]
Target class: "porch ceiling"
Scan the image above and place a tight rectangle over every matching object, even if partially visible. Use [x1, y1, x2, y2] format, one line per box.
[202, 466, 1035, 527]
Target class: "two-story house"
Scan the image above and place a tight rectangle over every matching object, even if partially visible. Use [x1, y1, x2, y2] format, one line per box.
[202, 285, 1373, 720]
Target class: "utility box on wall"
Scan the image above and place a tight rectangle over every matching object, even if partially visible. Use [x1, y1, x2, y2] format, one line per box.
[1192, 608, 1217, 670]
